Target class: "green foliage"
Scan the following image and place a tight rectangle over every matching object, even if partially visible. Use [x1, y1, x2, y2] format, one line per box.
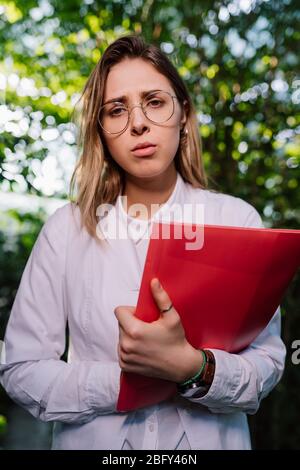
[0, 0, 299, 449]
[0, 209, 46, 338]
[0, 414, 7, 435]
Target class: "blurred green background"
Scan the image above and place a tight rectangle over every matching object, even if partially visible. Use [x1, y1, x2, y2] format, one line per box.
[0, 0, 299, 450]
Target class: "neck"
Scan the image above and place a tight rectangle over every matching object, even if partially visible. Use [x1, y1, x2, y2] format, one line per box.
[122, 164, 178, 220]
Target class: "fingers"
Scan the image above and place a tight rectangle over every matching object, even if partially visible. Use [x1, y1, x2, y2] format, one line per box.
[114, 305, 140, 337]
[150, 278, 174, 314]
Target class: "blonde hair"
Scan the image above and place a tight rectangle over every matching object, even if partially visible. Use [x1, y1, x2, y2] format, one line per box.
[69, 33, 208, 241]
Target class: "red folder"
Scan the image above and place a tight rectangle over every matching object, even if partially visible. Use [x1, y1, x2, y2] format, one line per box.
[116, 222, 300, 412]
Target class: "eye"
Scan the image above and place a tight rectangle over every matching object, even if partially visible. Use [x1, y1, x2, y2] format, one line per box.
[109, 107, 126, 116]
[148, 99, 162, 107]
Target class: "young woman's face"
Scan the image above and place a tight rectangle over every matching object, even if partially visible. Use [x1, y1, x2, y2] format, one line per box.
[101, 58, 187, 180]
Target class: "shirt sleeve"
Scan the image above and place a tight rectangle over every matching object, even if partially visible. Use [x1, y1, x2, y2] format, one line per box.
[181, 205, 287, 414]
[0, 205, 122, 424]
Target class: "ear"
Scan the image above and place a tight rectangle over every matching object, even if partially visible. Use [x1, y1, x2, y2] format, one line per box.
[180, 100, 188, 128]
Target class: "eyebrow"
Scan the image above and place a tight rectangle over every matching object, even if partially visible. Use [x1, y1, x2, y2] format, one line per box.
[103, 89, 163, 105]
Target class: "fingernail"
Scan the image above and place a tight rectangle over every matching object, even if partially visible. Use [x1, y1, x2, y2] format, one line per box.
[155, 279, 161, 289]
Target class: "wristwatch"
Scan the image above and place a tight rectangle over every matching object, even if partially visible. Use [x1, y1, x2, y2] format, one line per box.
[177, 349, 216, 398]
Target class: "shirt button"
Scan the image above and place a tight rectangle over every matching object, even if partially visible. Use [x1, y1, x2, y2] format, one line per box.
[149, 424, 154, 432]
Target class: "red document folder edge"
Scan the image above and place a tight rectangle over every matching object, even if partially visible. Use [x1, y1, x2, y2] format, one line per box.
[117, 222, 300, 412]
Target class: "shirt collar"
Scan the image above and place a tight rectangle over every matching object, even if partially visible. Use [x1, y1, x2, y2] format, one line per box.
[118, 171, 186, 243]
[97, 172, 187, 246]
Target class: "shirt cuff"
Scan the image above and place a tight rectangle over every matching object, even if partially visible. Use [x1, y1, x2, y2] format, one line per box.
[183, 348, 242, 408]
[86, 361, 121, 414]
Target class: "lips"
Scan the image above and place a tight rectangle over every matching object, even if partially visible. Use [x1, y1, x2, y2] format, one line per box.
[131, 145, 157, 157]
[131, 142, 156, 151]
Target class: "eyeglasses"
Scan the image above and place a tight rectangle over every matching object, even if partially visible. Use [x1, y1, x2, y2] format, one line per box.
[98, 90, 178, 134]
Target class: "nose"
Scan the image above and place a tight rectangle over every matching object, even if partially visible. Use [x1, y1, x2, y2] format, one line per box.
[129, 104, 149, 133]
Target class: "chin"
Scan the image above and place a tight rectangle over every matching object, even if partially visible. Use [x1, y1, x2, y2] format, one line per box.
[130, 164, 169, 179]
[122, 155, 175, 179]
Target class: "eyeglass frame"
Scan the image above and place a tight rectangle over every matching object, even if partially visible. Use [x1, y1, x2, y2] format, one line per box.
[97, 89, 180, 135]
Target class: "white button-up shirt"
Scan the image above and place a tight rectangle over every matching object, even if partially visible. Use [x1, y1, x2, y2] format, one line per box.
[116, 182, 191, 450]
[0, 172, 286, 450]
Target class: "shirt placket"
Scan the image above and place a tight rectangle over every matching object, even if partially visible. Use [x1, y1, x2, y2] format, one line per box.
[141, 408, 158, 450]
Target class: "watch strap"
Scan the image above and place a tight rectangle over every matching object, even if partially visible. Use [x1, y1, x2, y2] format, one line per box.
[177, 349, 215, 396]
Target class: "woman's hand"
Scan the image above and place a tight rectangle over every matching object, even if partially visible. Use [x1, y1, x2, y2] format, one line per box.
[114, 278, 204, 383]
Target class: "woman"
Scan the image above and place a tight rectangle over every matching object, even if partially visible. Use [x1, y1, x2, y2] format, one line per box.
[0, 34, 286, 450]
